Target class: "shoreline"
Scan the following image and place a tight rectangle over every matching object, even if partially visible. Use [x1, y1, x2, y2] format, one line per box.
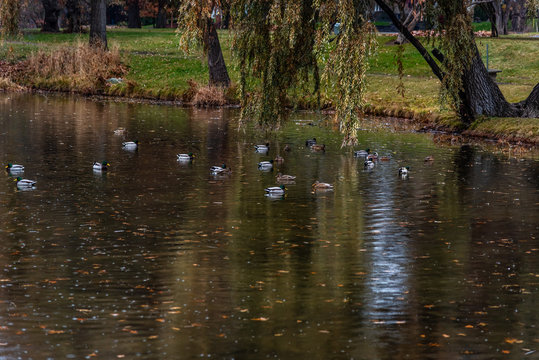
[5, 87, 534, 148]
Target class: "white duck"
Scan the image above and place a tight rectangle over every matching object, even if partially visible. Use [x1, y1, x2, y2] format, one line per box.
[122, 140, 139, 150]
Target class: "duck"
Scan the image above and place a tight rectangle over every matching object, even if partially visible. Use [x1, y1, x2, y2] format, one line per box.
[210, 164, 232, 175]
[122, 140, 139, 150]
[364, 159, 375, 169]
[398, 166, 410, 177]
[305, 138, 317, 147]
[284, 144, 291, 152]
[5, 163, 24, 174]
[258, 160, 274, 170]
[366, 152, 379, 161]
[312, 181, 334, 190]
[113, 128, 126, 136]
[93, 161, 110, 171]
[354, 149, 370, 158]
[254, 143, 270, 153]
[15, 177, 36, 189]
[274, 155, 284, 163]
[276, 173, 296, 182]
[424, 155, 434, 162]
[310, 144, 326, 152]
[265, 185, 286, 195]
[177, 153, 195, 161]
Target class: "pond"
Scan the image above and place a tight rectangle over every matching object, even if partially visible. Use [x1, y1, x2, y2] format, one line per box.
[0, 93, 538, 359]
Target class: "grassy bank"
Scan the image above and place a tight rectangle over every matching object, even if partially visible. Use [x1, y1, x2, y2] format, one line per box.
[1, 27, 538, 143]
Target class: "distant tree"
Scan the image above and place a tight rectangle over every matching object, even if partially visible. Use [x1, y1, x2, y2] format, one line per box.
[127, 0, 141, 28]
[89, 0, 107, 48]
[395, 0, 424, 44]
[41, 0, 62, 32]
[0, 0, 21, 38]
[178, 0, 230, 87]
[65, 0, 84, 33]
[509, 0, 528, 32]
[155, 0, 167, 27]
[480, 0, 510, 37]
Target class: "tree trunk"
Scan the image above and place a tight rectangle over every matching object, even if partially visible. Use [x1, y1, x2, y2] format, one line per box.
[127, 0, 141, 28]
[155, 0, 167, 28]
[65, 0, 83, 33]
[0, 0, 20, 37]
[509, 0, 528, 32]
[480, 3, 498, 37]
[41, 0, 61, 32]
[492, 1, 509, 35]
[205, 18, 230, 87]
[395, 5, 421, 45]
[375, 0, 539, 123]
[89, 0, 107, 49]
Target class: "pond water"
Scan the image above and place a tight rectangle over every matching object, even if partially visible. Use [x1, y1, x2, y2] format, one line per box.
[0, 93, 538, 359]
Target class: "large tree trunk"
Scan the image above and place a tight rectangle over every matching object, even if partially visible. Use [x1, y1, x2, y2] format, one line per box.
[65, 0, 83, 33]
[375, 0, 539, 124]
[155, 0, 167, 28]
[509, 0, 528, 32]
[127, 0, 141, 28]
[89, 0, 107, 49]
[492, 0, 509, 35]
[205, 18, 230, 87]
[41, 0, 61, 32]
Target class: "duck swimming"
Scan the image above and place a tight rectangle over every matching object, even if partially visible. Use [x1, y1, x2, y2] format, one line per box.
[211, 164, 232, 175]
[364, 159, 375, 169]
[5, 163, 24, 174]
[398, 166, 410, 177]
[276, 173, 296, 182]
[254, 143, 270, 153]
[354, 149, 370, 158]
[265, 185, 286, 195]
[312, 181, 334, 190]
[93, 161, 110, 171]
[366, 152, 378, 161]
[177, 153, 195, 161]
[258, 160, 274, 170]
[310, 144, 326, 152]
[122, 140, 139, 150]
[15, 177, 36, 189]
[305, 138, 317, 147]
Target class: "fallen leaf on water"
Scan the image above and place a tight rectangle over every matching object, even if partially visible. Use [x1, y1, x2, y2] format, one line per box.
[504, 338, 523, 344]
[251, 317, 269, 321]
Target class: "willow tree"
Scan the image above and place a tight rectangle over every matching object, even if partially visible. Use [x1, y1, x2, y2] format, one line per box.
[178, 0, 231, 87]
[233, 0, 539, 145]
[0, 0, 20, 38]
[233, 0, 376, 145]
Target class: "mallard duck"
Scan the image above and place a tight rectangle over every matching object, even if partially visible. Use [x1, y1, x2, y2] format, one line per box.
[5, 163, 24, 174]
[15, 177, 36, 189]
[265, 185, 286, 195]
[122, 140, 139, 150]
[398, 166, 410, 176]
[284, 144, 291, 152]
[274, 155, 284, 163]
[305, 138, 317, 147]
[210, 164, 231, 175]
[364, 159, 375, 169]
[366, 152, 379, 161]
[254, 143, 270, 153]
[177, 153, 195, 161]
[424, 155, 434, 162]
[258, 160, 274, 170]
[310, 144, 326, 152]
[354, 149, 370, 158]
[93, 161, 110, 171]
[312, 181, 334, 190]
[276, 173, 296, 182]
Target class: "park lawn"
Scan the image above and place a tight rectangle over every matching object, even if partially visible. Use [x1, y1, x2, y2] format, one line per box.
[1, 27, 538, 141]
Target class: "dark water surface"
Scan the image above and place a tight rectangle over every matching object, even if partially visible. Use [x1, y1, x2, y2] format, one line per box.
[0, 93, 538, 359]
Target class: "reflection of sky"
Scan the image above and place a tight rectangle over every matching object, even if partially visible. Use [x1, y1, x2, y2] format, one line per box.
[362, 165, 410, 326]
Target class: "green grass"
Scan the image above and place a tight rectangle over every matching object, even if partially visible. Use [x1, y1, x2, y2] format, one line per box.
[2, 27, 538, 142]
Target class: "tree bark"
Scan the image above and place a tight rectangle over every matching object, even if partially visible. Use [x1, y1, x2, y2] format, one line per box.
[155, 0, 167, 28]
[375, 0, 539, 123]
[509, 0, 527, 32]
[89, 0, 107, 49]
[205, 18, 230, 87]
[480, 3, 498, 37]
[65, 0, 83, 33]
[41, 0, 61, 32]
[492, 0, 509, 35]
[127, 0, 142, 28]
